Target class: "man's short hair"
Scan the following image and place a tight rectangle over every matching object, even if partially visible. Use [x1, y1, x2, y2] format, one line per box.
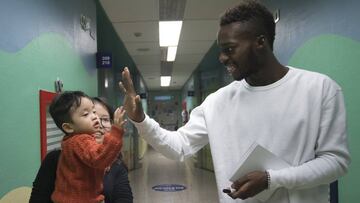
[220, 0, 275, 49]
[49, 91, 91, 133]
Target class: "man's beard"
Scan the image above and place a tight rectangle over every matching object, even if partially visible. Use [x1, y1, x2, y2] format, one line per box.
[233, 50, 259, 81]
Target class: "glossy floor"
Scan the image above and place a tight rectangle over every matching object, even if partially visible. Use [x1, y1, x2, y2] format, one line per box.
[128, 148, 219, 203]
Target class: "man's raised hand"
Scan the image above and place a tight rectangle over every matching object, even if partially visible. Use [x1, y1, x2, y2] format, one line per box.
[119, 67, 145, 122]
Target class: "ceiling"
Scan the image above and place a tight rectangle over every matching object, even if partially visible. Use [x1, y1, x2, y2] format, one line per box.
[99, 0, 240, 90]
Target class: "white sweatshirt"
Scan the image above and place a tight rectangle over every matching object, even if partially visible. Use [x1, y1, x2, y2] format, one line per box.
[132, 67, 350, 203]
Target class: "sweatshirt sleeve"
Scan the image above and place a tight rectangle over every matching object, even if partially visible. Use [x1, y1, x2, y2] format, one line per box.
[268, 89, 351, 190]
[131, 105, 209, 161]
[65, 127, 123, 169]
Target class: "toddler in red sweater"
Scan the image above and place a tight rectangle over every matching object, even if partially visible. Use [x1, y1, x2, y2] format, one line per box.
[49, 91, 125, 203]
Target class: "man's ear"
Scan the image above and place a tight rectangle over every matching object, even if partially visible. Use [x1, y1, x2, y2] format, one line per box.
[62, 123, 74, 134]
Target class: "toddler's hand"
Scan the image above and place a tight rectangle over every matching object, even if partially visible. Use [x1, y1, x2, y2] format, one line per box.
[113, 106, 126, 129]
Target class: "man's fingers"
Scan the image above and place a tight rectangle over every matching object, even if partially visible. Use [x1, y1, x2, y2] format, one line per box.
[121, 67, 135, 93]
[232, 176, 248, 190]
[119, 82, 127, 94]
[230, 182, 251, 200]
[134, 95, 145, 122]
[227, 175, 251, 200]
[135, 95, 144, 113]
[135, 95, 141, 106]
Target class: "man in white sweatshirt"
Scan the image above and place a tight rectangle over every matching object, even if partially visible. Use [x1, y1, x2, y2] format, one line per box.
[119, 0, 350, 202]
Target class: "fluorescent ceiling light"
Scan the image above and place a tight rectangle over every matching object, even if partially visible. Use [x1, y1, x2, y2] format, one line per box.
[159, 21, 182, 47]
[160, 76, 171, 87]
[167, 46, 177, 61]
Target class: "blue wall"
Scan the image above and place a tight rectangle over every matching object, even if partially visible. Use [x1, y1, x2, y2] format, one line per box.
[263, 0, 360, 64]
[0, 0, 97, 71]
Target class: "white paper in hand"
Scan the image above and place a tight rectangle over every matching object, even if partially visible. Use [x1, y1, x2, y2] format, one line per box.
[229, 141, 290, 202]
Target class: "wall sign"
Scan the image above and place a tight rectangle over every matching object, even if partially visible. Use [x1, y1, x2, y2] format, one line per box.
[97, 53, 112, 68]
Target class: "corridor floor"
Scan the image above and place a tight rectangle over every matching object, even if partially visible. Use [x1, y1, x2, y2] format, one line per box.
[128, 148, 219, 203]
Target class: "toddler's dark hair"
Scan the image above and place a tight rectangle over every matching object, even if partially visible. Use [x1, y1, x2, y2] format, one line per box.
[49, 91, 91, 133]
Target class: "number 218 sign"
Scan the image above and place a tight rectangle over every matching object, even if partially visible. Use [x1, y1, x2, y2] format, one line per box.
[97, 53, 112, 68]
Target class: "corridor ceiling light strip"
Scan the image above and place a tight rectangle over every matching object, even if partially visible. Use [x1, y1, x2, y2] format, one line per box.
[160, 76, 171, 87]
[159, 21, 182, 47]
[167, 46, 177, 61]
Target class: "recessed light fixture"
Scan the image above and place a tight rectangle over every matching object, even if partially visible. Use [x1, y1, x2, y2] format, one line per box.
[167, 46, 177, 61]
[160, 76, 171, 87]
[159, 21, 182, 47]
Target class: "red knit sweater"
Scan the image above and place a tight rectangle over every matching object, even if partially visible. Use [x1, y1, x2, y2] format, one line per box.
[51, 127, 123, 203]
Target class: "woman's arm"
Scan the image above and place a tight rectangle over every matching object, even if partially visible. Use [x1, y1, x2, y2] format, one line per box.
[104, 159, 133, 203]
[29, 150, 61, 203]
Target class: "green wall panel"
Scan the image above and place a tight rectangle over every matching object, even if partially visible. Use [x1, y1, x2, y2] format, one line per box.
[289, 34, 360, 202]
[0, 33, 97, 197]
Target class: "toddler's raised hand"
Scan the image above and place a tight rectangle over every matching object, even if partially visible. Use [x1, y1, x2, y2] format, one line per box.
[113, 106, 126, 129]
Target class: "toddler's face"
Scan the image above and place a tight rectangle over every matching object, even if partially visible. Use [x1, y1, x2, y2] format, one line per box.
[69, 97, 100, 134]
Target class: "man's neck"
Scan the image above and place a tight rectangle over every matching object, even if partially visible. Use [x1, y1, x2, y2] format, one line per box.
[245, 60, 288, 86]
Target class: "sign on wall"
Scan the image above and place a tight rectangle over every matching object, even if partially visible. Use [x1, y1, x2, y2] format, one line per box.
[96, 52, 112, 68]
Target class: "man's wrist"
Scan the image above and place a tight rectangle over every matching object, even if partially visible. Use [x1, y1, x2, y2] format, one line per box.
[132, 113, 145, 123]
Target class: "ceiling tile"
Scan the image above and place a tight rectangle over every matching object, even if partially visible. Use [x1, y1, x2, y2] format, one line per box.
[124, 42, 160, 56]
[177, 40, 214, 54]
[100, 0, 159, 22]
[175, 54, 204, 64]
[137, 64, 160, 71]
[184, 0, 240, 20]
[173, 63, 198, 73]
[132, 55, 161, 65]
[180, 20, 219, 41]
[113, 22, 158, 42]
